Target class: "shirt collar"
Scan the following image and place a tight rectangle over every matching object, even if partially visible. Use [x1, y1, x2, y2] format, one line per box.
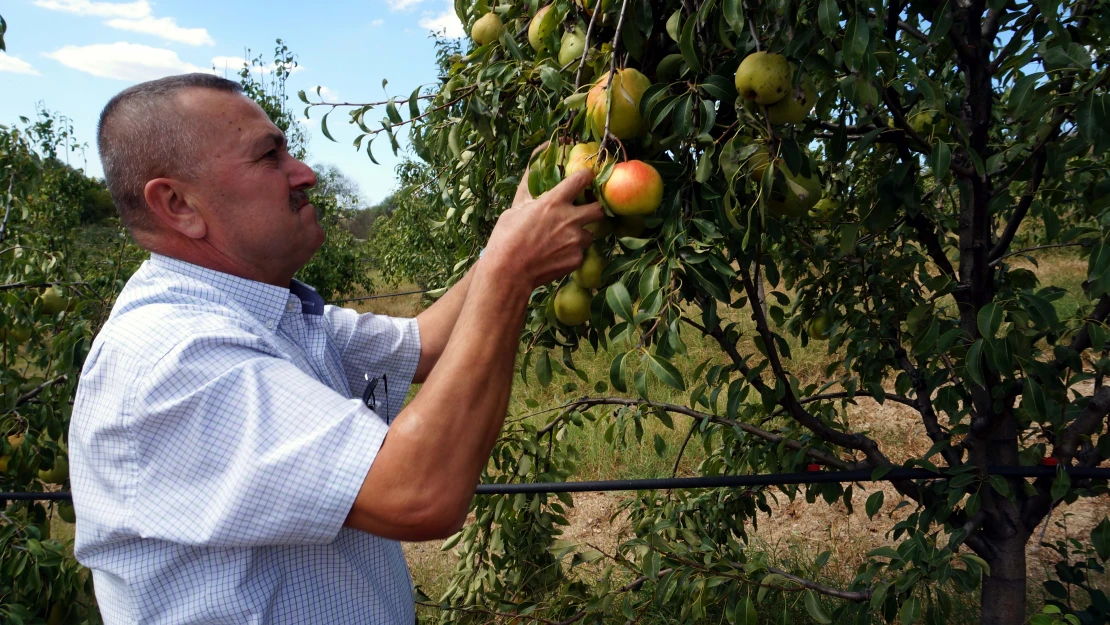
[147, 254, 325, 328]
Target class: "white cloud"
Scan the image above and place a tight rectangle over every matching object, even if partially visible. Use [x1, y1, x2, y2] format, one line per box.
[105, 16, 215, 46]
[419, 4, 464, 38]
[371, 18, 385, 26]
[32, 0, 151, 19]
[44, 42, 210, 81]
[388, 0, 424, 10]
[0, 51, 41, 75]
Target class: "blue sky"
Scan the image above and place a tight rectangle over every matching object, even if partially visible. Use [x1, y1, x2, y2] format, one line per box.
[0, 0, 464, 204]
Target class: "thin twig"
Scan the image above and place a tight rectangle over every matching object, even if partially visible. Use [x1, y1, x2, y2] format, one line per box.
[0, 175, 13, 244]
[574, 1, 603, 91]
[989, 242, 1091, 267]
[599, 0, 633, 153]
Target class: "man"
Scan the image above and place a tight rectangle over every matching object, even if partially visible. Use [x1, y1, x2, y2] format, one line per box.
[69, 73, 601, 624]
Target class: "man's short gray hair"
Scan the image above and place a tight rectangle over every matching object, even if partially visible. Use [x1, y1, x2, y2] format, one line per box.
[97, 73, 243, 233]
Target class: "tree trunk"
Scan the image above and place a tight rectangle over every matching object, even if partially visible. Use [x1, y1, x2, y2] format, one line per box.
[980, 536, 1027, 625]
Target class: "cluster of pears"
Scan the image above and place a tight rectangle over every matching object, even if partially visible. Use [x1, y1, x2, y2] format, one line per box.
[551, 141, 663, 327]
[732, 52, 828, 218]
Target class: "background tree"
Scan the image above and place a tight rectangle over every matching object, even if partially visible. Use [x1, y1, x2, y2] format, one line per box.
[308, 0, 1110, 622]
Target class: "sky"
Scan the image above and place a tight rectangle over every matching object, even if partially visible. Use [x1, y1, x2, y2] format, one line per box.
[0, 0, 466, 204]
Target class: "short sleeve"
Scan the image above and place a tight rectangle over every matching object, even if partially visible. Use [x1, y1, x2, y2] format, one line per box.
[323, 306, 421, 420]
[127, 331, 389, 548]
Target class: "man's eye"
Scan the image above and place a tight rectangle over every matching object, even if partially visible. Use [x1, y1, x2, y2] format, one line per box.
[264, 150, 279, 160]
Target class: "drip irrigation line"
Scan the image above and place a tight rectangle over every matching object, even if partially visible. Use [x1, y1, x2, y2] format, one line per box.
[328, 288, 434, 304]
[4, 466, 1105, 502]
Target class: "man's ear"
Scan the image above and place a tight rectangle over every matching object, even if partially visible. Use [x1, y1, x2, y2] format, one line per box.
[144, 178, 206, 239]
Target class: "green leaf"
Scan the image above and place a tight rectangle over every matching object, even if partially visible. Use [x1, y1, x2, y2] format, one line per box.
[610, 351, 629, 393]
[536, 351, 552, 387]
[1092, 518, 1110, 560]
[931, 141, 951, 179]
[989, 475, 1011, 498]
[653, 433, 666, 456]
[966, 339, 985, 386]
[409, 86, 422, 120]
[842, 15, 869, 71]
[900, 596, 921, 625]
[803, 590, 833, 624]
[646, 352, 686, 391]
[977, 302, 1003, 339]
[606, 282, 635, 322]
[540, 66, 564, 92]
[1050, 468, 1071, 501]
[679, 16, 702, 73]
[722, 0, 744, 35]
[320, 110, 336, 142]
[818, 0, 839, 38]
[865, 491, 884, 519]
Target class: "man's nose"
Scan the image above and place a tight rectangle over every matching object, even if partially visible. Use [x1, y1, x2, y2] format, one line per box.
[289, 158, 317, 190]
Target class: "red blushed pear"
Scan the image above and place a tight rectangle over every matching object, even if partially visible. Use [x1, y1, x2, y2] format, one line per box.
[600, 160, 663, 216]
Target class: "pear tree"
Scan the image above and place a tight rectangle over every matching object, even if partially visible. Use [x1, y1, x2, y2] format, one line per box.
[306, 0, 1110, 622]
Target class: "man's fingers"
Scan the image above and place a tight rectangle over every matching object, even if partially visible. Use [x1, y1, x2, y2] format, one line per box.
[548, 168, 596, 202]
[569, 201, 605, 226]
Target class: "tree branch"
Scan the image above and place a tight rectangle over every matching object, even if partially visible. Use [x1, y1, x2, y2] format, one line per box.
[540, 396, 853, 470]
[763, 566, 873, 602]
[987, 150, 1047, 262]
[989, 242, 1092, 268]
[896, 350, 962, 467]
[574, 0, 603, 91]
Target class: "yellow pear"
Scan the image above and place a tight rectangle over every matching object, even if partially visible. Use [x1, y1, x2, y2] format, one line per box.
[564, 141, 603, 177]
[734, 51, 792, 105]
[528, 5, 557, 51]
[587, 68, 652, 139]
[766, 73, 817, 125]
[471, 12, 503, 46]
[554, 282, 592, 326]
[809, 197, 840, 219]
[558, 27, 587, 66]
[748, 146, 772, 180]
[572, 245, 606, 289]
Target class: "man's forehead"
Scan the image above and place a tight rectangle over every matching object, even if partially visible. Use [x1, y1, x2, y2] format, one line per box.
[178, 89, 279, 149]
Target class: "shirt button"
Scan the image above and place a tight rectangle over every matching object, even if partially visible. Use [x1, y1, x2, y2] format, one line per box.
[265, 320, 274, 329]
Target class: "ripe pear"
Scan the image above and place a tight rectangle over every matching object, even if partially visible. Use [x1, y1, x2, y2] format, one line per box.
[38, 456, 68, 484]
[807, 314, 832, 340]
[39, 285, 68, 315]
[601, 160, 663, 216]
[587, 68, 652, 139]
[528, 5, 557, 51]
[735, 51, 792, 105]
[471, 12, 503, 46]
[908, 109, 937, 135]
[1, 324, 31, 344]
[0, 456, 8, 473]
[766, 73, 816, 125]
[554, 282, 592, 326]
[564, 142, 603, 176]
[558, 27, 587, 67]
[614, 215, 646, 238]
[748, 146, 772, 180]
[572, 245, 606, 289]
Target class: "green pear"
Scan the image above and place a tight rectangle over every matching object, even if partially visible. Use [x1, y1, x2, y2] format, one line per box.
[572, 245, 606, 289]
[807, 313, 832, 340]
[554, 282, 592, 326]
[39, 285, 68, 315]
[37, 457, 68, 485]
[734, 51, 792, 105]
[528, 5, 557, 51]
[584, 217, 615, 239]
[558, 27, 587, 66]
[766, 73, 817, 125]
[57, 501, 76, 524]
[768, 169, 821, 218]
[471, 12, 503, 46]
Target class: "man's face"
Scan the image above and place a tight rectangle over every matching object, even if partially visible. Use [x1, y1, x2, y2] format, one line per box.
[181, 89, 322, 281]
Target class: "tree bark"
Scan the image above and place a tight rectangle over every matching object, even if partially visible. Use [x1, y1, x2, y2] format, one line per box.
[980, 534, 1029, 625]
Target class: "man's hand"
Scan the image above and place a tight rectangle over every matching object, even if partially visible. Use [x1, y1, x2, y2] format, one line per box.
[483, 169, 604, 289]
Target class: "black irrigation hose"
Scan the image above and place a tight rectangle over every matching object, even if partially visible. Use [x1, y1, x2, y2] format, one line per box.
[328, 289, 434, 304]
[4, 466, 1106, 502]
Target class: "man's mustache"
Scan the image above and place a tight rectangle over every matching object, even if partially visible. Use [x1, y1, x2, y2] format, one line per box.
[290, 190, 310, 212]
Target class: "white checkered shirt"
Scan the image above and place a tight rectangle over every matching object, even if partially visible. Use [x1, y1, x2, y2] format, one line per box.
[69, 254, 422, 624]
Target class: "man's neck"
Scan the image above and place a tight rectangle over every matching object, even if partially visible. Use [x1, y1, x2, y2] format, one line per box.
[140, 235, 294, 289]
